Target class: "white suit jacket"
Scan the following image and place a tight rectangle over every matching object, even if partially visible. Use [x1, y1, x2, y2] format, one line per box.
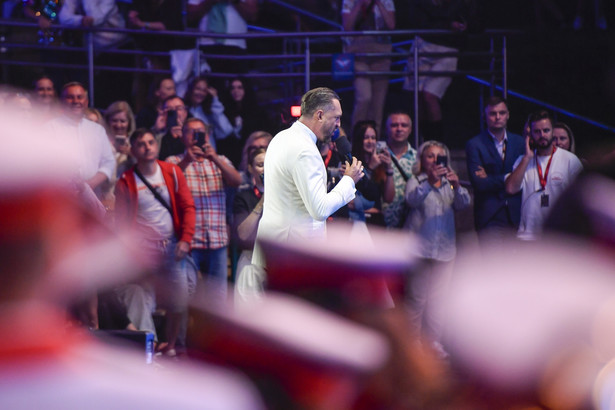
[252, 121, 356, 268]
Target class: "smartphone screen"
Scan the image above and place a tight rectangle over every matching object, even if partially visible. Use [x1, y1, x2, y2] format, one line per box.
[436, 154, 448, 167]
[166, 109, 178, 128]
[194, 131, 206, 147]
[376, 141, 387, 154]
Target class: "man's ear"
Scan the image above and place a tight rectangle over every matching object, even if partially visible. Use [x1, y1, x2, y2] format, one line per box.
[317, 110, 323, 121]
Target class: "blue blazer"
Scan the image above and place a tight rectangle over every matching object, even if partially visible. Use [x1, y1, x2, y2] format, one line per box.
[465, 131, 525, 231]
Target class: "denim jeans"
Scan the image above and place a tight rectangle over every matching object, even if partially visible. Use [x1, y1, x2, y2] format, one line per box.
[191, 246, 228, 306]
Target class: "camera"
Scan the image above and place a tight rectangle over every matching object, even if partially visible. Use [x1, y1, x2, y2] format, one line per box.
[166, 109, 178, 128]
[436, 154, 448, 167]
[376, 141, 387, 154]
[193, 131, 206, 147]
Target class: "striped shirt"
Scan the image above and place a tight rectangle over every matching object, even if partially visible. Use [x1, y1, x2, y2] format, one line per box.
[166, 154, 231, 249]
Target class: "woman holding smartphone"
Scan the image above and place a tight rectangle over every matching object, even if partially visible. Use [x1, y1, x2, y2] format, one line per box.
[404, 140, 470, 357]
[349, 120, 395, 226]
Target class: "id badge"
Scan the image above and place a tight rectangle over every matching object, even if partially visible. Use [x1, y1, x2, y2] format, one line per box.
[541, 193, 549, 208]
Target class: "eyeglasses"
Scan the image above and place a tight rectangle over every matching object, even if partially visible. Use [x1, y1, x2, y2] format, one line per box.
[166, 106, 187, 112]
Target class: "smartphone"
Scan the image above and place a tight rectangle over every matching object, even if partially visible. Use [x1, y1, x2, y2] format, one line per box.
[166, 109, 178, 128]
[376, 141, 387, 154]
[194, 131, 206, 147]
[528, 138, 538, 150]
[436, 154, 448, 167]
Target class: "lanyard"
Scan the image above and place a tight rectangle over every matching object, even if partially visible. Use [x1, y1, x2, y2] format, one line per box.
[536, 146, 556, 191]
[323, 149, 333, 168]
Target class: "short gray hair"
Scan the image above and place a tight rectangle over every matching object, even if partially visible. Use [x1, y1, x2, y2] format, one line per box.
[300, 87, 340, 118]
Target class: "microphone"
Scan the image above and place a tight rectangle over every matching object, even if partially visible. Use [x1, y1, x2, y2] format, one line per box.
[332, 129, 370, 187]
[335, 135, 353, 164]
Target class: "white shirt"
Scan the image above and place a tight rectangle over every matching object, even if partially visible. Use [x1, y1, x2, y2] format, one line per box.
[135, 163, 174, 241]
[489, 130, 508, 160]
[47, 115, 116, 183]
[512, 147, 583, 240]
[252, 121, 356, 268]
[58, 0, 127, 48]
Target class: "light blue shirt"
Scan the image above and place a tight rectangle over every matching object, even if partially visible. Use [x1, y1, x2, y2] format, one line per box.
[404, 174, 471, 261]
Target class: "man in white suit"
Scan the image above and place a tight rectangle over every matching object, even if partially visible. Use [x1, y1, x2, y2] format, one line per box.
[252, 87, 364, 269]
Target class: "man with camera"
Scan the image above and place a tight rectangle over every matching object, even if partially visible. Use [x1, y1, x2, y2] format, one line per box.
[466, 96, 525, 245]
[115, 128, 196, 356]
[505, 110, 583, 241]
[154, 95, 189, 161]
[166, 118, 242, 304]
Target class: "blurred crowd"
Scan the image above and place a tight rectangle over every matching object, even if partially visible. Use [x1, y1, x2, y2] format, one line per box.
[1, 0, 615, 409]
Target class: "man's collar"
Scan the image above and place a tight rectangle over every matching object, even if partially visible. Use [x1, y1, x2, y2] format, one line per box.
[488, 129, 507, 143]
[295, 120, 317, 144]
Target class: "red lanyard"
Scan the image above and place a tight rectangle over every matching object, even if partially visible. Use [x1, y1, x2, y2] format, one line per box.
[323, 149, 332, 168]
[536, 146, 556, 191]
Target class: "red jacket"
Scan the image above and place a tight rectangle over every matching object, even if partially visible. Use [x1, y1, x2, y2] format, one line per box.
[115, 161, 196, 244]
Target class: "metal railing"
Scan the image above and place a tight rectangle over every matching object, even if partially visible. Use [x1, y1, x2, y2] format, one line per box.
[1, 18, 512, 147]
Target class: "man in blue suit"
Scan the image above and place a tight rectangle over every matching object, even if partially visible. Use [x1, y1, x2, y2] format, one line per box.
[466, 96, 524, 245]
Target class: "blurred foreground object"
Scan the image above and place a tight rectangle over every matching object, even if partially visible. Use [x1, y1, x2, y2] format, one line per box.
[442, 236, 615, 409]
[196, 222, 451, 408]
[190, 290, 390, 409]
[260, 222, 418, 311]
[0, 104, 264, 409]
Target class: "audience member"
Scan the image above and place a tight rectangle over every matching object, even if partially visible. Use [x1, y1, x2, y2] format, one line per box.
[465, 96, 525, 245]
[58, 0, 127, 48]
[404, 140, 470, 356]
[382, 111, 417, 228]
[32, 75, 59, 119]
[136, 76, 176, 128]
[342, 0, 395, 134]
[187, 0, 258, 86]
[220, 77, 270, 167]
[505, 110, 583, 241]
[84, 107, 105, 124]
[104, 101, 136, 171]
[238, 130, 273, 180]
[154, 95, 190, 160]
[127, 2, 191, 112]
[403, 0, 479, 140]
[232, 147, 266, 298]
[127, 0, 191, 50]
[100, 101, 137, 213]
[115, 128, 196, 357]
[58, 0, 132, 106]
[166, 118, 242, 305]
[552, 121, 576, 153]
[183, 76, 234, 153]
[349, 120, 395, 226]
[47, 82, 115, 194]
